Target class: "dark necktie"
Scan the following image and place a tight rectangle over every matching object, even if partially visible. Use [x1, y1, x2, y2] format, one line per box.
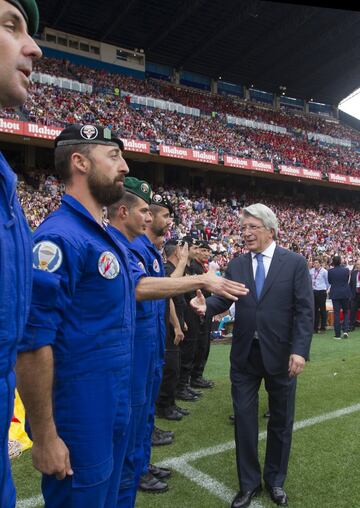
[255, 253, 265, 299]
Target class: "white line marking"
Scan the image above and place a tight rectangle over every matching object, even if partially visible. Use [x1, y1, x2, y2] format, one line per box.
[16, 495, 43, 508]
[159, 402, 360, 465]
[17, 403, 360, 508]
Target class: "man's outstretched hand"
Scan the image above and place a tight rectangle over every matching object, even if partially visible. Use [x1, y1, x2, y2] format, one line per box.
[202, 271, 248, 301]
[191, 290, 207, 316]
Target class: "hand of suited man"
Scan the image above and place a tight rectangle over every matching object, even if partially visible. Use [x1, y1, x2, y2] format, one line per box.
[190, 289, 207, 316]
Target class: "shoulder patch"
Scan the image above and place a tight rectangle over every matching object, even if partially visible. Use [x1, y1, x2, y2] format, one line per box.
[153, 258, 160, 273]
[98, 251, 120, 279]
[138, 261, 146, 272]
[33, 241, 63, 272]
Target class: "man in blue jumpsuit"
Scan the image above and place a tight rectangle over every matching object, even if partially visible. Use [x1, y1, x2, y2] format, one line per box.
[107, 177, 163, 506]
[109, 184, 245, 503]
[133, 193, 174, 493]
[0, 2, 41, 506]
[16, 124, 145, 508]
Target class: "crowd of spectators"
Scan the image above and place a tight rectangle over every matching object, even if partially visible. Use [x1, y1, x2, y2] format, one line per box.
[16, 175, 360, 268]
[2, 81, 356, 177]
[30, 58, 360, 143]
[1, 57, 360, 177]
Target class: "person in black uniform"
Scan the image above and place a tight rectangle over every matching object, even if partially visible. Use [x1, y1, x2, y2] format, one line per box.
[176, 237, 204, 402]
[190, 240, 215, 389]
[156, 239, 190, 420]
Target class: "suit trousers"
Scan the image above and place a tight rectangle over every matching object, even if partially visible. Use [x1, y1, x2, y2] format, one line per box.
[332, 298, 350, 337]
[231, 340, 297, 491]
[313, 290, 327, 331]
[350, 294, 360, 329]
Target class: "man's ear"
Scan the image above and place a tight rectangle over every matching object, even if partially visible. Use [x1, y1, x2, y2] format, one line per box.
[118, 205, 129, 219]
[71, 152, 89, 175]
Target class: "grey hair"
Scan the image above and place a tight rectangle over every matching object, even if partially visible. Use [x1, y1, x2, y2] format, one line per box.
[241, 203, 278, 239]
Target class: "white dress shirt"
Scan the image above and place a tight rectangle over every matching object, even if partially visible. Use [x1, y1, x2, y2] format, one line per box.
[251, 241, 276, 280]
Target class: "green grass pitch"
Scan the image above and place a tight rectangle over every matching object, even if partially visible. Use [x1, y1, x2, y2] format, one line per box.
[13, 327, 360, 507]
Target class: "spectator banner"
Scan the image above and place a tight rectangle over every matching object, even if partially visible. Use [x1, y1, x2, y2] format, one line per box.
[121, 139, 150, 154]
[159, 145, 218, 164]
[24, 123, 63, 139]
[224, 155, 273, 173]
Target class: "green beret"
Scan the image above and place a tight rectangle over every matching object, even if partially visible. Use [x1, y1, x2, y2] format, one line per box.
[7, 0, 39, 35]
[124, 177, 152, 205]
[54, 124, 124, 151]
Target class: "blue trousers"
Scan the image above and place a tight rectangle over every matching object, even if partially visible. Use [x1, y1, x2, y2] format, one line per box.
[118, 324, 157, 508]
[332, 298, 350, 337]
[141, 353, 164, 476]
[0, 371, 16, 508]
[42, 428, 129, 508]
[41, 360, 132, 508]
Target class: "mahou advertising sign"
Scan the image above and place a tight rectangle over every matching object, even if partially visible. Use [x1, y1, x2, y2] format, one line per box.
[24, 123, 63, 139]
[328, 173, 351, 185]
[0, 118, 23, 134]
[223, 155, 273, 173]
[121, 138, 150, 153]
[159, 145, 218, 164]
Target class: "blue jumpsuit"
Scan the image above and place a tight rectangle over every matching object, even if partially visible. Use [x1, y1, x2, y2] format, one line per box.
[109, 228, 158, 508]
[131, 235, 166, 479]
[0, 153, 33, 508]
[18, 195, 143, 508]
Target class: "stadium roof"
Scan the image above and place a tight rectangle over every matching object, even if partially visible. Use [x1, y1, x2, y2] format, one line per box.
[36, 0, 360, 106]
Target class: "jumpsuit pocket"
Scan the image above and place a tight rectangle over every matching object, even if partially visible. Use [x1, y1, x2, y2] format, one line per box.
[72, 456, 113, 488]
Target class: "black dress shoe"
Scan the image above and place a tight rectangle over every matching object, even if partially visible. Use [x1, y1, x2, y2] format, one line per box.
[154, 426, 174, 439]
[172, 404, 190, 416]
[156, 406, 183, 421]
[175, 388, 199, 401]
[190, 376, 214, 388]
[186, 386, 203, 397]
[148, 463, 172, 479]
[231, 485, 262, 508]
[138, 472, 168, 493]
[265, 485, 288, 506]
[151, 428, 173, 446]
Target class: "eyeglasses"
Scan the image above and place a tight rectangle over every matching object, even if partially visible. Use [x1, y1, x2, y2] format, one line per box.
[240, 224, 265, 234]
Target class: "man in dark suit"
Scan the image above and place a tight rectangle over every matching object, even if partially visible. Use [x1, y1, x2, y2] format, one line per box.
[191, 203, 313, 508]
[350, 258, 360, 331]
[328, 256, 352, 339]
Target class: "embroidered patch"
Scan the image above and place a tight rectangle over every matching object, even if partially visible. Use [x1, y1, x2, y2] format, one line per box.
[153, 259, 160, 273]
[33, 241, 63, 272]
[80, 124, 98, 140]
[138, 261, 146, 272]
[98, 251, 120, 279]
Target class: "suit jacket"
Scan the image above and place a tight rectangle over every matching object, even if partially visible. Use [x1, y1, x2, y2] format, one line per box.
[328, 266, 351, 300]
[349, 269, 359, 299]
[206, 246, 314, 375]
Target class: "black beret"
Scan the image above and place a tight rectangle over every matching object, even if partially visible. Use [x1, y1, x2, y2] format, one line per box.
[55, 124, 124, 151]
[6, 0, 39, 35]
[182, 236, 200, 246]
[151, 192, 174, 215]
[198, 240, 211, 249]
[124, 177, 152, 204]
